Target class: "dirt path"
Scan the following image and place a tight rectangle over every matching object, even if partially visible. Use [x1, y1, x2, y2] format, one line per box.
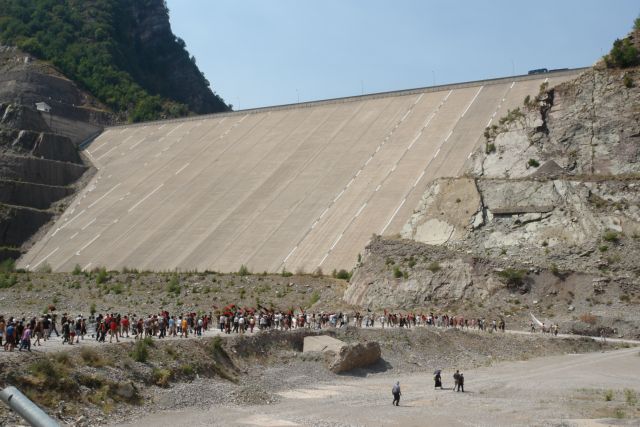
[116, 347, 640, 427]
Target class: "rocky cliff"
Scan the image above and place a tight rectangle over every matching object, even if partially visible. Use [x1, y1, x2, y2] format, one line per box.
[346, 31, 640, 337]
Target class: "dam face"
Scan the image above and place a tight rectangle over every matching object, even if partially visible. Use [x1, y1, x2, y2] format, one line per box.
[20, 70, 582, 273]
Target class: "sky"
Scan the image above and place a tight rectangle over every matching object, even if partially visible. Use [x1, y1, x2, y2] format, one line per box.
[166, 0, 639, 110]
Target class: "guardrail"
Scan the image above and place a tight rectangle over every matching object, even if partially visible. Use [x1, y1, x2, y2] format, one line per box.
[0, 386, 59, 427]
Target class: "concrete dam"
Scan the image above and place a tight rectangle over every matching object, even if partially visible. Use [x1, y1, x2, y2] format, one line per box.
[19, 69, 582, 273]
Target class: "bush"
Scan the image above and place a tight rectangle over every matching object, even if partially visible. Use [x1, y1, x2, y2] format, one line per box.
[0, 274, 18, 289]
[393, 266, 403, 278]
[72, 264, 82, 275]
[624, 388, 637, 405]
[130, 340, 149, 363]
[485, 143, 496, 154]
[528, 159, 540, 168]
[281, 268, 293, 277]
[0, 259, 15, 273]
[497, 269, 526, 286]
[167, 275, 181, 295]
[308, 291, 320, 306]
[335, 269, 351, 280]
[604, 389, 614, 401]
[603, 230, 621, 243]
[623, 73, 634, 88]
[238, 264, 250, 276]
[152, 368, 172, 387]
[604, 38, 640, 68]
[95, 267, 109, 284]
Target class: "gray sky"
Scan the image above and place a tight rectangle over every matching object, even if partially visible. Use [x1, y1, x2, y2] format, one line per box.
[166, 0, 639, 110]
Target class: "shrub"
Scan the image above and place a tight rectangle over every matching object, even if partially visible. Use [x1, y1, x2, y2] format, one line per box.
[599, 245, 609, 252]
[0, 259, 15, 273]
[623, 73, 634, 88]
[95, 267, 109, 284]
[604, 38, 639, 68]
[392, 266, 403, 278]
[238, 264, 250, 276]
[603, 230, 621, 243]
[152, 368, 172, 387]
[281, 268, 293, 277]
[624, 388, 637, 405]
[90, 302, 97, 316]
[335, 269, 351, 280]
[167, 275, 181, 295]
[485, 143, 496, 154]
[497, 269, 526, 286]
[130, 340, 149, 363]
[0, 274, 18, 289]
[72, 264, 82, 275]
[604, 389, 614, 401]
[528, 159, 540, 168]
[308, 291, 320, 306]
[635, 15, 640, 30]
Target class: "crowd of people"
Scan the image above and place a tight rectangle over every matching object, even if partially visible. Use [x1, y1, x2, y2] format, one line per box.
[0, 306, 508, 352]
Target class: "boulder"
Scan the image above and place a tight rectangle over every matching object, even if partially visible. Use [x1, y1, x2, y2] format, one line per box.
[327, 341, 381, 373]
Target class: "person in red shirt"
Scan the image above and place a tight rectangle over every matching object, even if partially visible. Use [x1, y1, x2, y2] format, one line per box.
[109, 317, 119, 343]
[121, 316, 130, 338]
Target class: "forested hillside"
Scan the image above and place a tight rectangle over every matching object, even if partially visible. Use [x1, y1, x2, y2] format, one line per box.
[0, 0, 230, 122]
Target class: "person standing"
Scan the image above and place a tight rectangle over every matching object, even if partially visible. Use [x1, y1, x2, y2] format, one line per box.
[458, 373, 464, 392]
[453, 370, 461, 392]
[392, 381, 401, 406]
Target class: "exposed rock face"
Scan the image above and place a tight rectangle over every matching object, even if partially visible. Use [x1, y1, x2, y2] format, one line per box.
[327, 341, 381, 373]
[348, 60, 640, 337]
[470, 67, 640, 179]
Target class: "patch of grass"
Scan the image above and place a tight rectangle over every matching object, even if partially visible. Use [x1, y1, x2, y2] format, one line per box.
[599, 245, 609, 252]
[624, 388, 637, 405]
[281, 268, 293, 277]
[393, 266, 403, 278]
[180, 364, 195, 377]
[528, 158, 540, 168]
[80, 347, 106, 367]
[603, 230, 621, 243]
[427, 261, 441, 273]
[36, 262, 52, 273]
[308, 291, 320, 307]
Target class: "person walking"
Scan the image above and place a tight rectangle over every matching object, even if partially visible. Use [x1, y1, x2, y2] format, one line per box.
[434, 371, 443, 389]
[392, 381, 401, 406]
